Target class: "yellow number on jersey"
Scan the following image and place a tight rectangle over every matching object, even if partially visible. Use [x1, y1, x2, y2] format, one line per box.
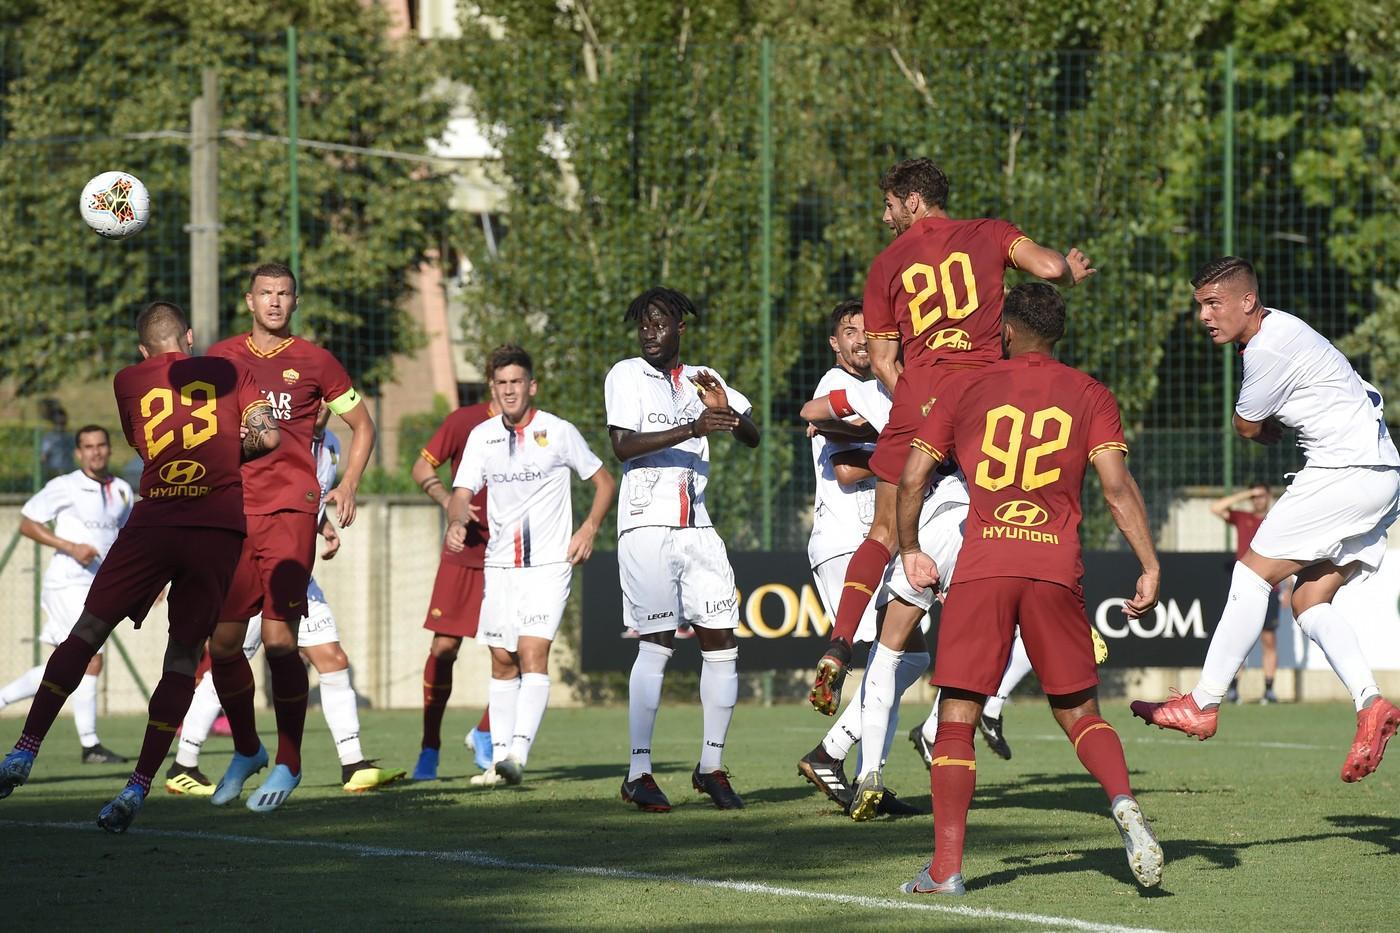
[974, 404, 1074, 492]
[901, 252, 980, 336]
[139, 380, 220, 458]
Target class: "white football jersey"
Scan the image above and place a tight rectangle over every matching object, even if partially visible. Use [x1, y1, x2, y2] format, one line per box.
[604, 357, 752, 534]
[1237, 309, 1400, 467]
[313, 429, 340, 525]
[453, 409, 603, 567]
[808, 367, 879, 567]
[21, 469, 133, 590]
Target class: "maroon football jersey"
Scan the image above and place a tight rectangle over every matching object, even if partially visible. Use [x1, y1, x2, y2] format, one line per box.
[420, 401, 494, 568]
[208, 333, 357, 515]
[1226, 510, 1265, 560]
[912, 353, 1127, 591]
[114, 352, 269, 532]
[863, 216, 1027, 370]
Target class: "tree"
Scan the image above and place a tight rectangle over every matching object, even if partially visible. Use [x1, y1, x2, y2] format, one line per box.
[0, 0, 453, 393]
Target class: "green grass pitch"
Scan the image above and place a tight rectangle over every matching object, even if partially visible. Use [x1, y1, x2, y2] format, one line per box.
[0, 701, 1395, 930]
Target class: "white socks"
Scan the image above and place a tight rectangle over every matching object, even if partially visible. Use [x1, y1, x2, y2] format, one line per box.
[1295, 604, 1381, 711]
[984, 633, 1032, 720]
[488, 677, 520, 767]
[1194, 563, 1274, 707]
[699, 647, 738, 773]
[881, 651, 930, 764]
[176, 670, 224, 767]
[857, 644, 903, 780]
[318, 667, 363, 766]
[509, 673, 551, 766]
[821, 684, 863, 760]
[73, 674, 100, 748]
[0, 665, 44, 709]
[628, 641, 673, 781]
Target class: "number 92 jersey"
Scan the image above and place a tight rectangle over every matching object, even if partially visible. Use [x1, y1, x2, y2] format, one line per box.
[911, 352, 1126, 593]
[863, 216, 1027, 369]
[114, 351, 269, 533]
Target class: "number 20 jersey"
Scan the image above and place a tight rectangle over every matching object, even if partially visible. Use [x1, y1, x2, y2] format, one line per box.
[911, 353, 1127, 592]
[863, 216, 1027, 369]
[113, 351, 269, 533]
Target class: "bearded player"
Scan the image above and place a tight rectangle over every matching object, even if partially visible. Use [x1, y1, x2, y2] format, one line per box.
[897, 284, 1162, 894]
[205, 262, 376, 812]
[0, 301, 279, 832]
[809, 157, 1095, 713]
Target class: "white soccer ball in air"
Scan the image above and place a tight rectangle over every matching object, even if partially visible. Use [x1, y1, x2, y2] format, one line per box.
[79, 171, 150, 239]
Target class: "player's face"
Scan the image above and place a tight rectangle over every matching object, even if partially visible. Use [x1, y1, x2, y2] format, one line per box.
[829, 313, 869, 375]
[637, 306, 684, 368]
[490, 364, 537, 423]
[882, 191, 916, 235]
[246, 275, 298, 334]
[75, 430, 110, 476]
[1195, 279, 1256, 345]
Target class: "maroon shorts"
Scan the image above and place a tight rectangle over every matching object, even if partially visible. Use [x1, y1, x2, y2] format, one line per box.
[933, 576, 1099, 697]
[868, 363, 983, 484]
[218, 510, 318, 623]
[423, 559, 486, 638]
[85, 525, 245, 647]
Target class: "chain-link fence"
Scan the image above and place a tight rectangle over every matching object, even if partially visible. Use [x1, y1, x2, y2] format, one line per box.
[2, 31, 1396, 548]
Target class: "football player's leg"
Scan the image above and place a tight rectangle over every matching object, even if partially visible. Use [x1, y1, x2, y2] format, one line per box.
[1293, 562, 1380, 711]
[11, 612, 113, 757]
[629, 637, 673, 781]
[982, 632, 1031, 721]
[828, 481, 897, 648]
[1190, 557, 1293, 709]
[0, 665, 44, 709]
[879, 626, 930, 766]
[487, 647, 521, 768]
[175, 663, 222, 769]
[262, 615, 308, 776]
[304, 643, 362, 766]
[929, 692, 981, 885]
[511, 636, 555, 768]
[128, 637, 203, 796]
[209, 620, 262, 757]
[857, 599, 921, 782]
[695, 626, 738, 774]
[422, 636, 460, 752]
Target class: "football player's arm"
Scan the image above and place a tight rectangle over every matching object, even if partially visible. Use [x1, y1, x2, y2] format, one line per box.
[19, 516, 99, 566]
[609, 411, 738, 461]
[240, 402, 281, 462]
[568, 466, 616, 565]
[1233, 412, 1282, 445]
[830, 449, 875, 486]
[896, 444, 941, 590]
[325, 398, 375, 529]
[411, 455, 451, 509]
[1092, 449, 1160, 620]
[318, 512, 341, 560]
[868, 337, 902, 396]
[444, 487, 477, 553]
[731, 409, 760, 448]
[1012, 240, 1095, 288]
[800, 395, 876, 440]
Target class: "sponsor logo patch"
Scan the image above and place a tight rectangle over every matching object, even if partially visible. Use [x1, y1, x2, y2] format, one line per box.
[282, 367, 300, 385]
[926, 328, 972, 351]
[994, 500, 1049, 527]
[159, 460, 207, 485]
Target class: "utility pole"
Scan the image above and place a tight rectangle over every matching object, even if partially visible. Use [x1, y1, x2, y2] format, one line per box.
[189, 68, 220, 352]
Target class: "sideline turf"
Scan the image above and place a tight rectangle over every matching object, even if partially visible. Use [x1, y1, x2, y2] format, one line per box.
[0, 702, 1394, 930]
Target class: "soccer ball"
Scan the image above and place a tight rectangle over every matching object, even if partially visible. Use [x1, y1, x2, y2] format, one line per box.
[79, 171, 150, 239]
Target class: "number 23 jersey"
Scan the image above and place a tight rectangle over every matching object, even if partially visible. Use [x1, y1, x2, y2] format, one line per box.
[113, 351, 269, 532]
[911, 352, 1126, 591]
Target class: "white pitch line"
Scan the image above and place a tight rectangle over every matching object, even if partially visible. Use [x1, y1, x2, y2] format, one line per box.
[0, 819, 1168, 933]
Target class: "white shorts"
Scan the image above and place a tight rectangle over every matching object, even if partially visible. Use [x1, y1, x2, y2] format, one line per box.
[480, 563, 571, 651]
[619, 526, 739, 635]
[812, 552, 878, 644]
[1251, 465, 1400, 576]
[880, 473, 970, 613]
[40, 586, 103, 654]
[248, 577, 340, 651]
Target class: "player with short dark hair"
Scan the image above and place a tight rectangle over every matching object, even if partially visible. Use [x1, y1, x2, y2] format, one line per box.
[446, 344, 615, 786]
[0, 301, 279, 832]
[1133, 258, 1400, 782]
[410, 389, 497, 781]
[897, 283, 1164, 894]
[607, 286, 760, 811]
[0, 424, 132, 763]
[204, 263, 376, 812]
[809, 157, 1096, 715]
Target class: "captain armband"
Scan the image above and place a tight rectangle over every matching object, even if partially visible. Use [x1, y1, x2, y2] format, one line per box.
[327, 387, 363, 416]
[828, 389, 856, 419]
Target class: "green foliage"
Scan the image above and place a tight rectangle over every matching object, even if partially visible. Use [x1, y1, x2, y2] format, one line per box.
[0, 0, 454, 393]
